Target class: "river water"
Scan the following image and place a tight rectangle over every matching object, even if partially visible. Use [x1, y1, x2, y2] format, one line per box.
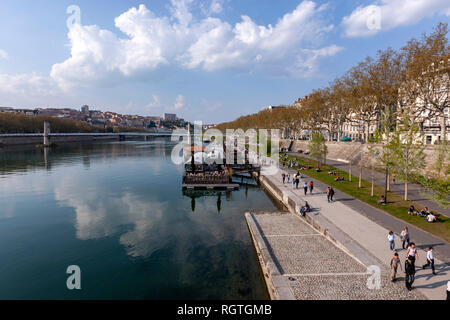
[0, 139, 278, 299]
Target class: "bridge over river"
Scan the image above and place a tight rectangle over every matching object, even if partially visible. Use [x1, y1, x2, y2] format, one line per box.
[0, 131, 176, 147]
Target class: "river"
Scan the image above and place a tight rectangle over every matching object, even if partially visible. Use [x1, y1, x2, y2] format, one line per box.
[0, 139, 279, 299]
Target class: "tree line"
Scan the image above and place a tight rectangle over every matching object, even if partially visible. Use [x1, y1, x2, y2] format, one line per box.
[216, 22, 449, 143]
[0, 112, 145, 134]
[215, 22, 449, 207]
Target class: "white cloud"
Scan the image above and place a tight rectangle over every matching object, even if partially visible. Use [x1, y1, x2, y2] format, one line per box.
[210, 0, 225, 14]
[146, 94, 161, 109]
[342, 0, 450, 37]
[50, 0, 340, 89]
[173, 94, 185, 110]
[0, 49, 8, 59]
[0, 73, 56, 96]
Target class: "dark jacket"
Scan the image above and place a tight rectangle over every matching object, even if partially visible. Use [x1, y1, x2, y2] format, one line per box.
[405, 260, 415, 275]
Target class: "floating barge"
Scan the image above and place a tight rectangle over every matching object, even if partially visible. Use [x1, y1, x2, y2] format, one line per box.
[182, 183, 240, 190]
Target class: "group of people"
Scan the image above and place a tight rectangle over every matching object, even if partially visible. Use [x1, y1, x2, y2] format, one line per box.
[388, 228, 437, 292]
[326, 187, 335, 203]
[183, 170, 229, 184]
[281, 173, 316, 197]
[408, 206, 438, 223]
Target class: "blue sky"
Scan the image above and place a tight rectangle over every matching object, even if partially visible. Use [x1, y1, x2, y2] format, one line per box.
[0, 0, 449, 124]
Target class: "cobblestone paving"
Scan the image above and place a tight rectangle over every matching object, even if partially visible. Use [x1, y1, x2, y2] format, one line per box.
[288, 274, 426, 300]
[266, 236, 366, 274]
[252, 212, 426, 300]
[253, 212, 318, 236]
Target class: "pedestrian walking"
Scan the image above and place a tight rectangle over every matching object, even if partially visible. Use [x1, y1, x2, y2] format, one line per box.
[400, 227, 410, 250]
[406, 243, 418, 269]
[447, 281, 450, 300]
[404, 257, 415, 291]
[295, 178, 299, 189]
[329, 187, 335, 202]
[388, 231, 395, 251]
[390, 252, 402, 282]
[292, 178, 295, 189]
[309, 181, 314, 194]
[326, 187, 331, 203]
[303, 182, 308, 195]
[287, 174, 290, 183]
[282, 173, 286, 184]
[422, 247, 436, 275]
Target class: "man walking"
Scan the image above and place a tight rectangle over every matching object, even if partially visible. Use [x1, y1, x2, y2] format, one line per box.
[422, 247, 436, 275]
[309, 181, 314, 194]
[326, 187, 331, 203]
[303, 182, 308, 195]
[282, 173, 286, 184]
[405, 257, 415, 291]
[390, 253, 402, 282]
[329, 187, 335, 202]
[295, 177, 300, 189]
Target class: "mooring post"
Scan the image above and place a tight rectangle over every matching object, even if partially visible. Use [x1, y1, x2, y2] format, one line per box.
[43, 121, 50, 147]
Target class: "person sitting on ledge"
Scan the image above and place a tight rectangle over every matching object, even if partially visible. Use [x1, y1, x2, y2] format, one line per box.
[377, 195, 386, 205]
[299, 202, 311, 216]
[408, 205, 418, 216]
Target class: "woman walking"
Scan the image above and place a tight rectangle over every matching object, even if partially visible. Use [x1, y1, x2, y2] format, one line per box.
[400, 227, 410, 250]
[406, 242, 419, 269]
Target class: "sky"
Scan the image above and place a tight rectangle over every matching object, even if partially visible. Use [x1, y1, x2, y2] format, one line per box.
[0, 0, 449, 124]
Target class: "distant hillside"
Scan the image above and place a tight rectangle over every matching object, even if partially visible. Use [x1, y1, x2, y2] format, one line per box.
[0, 113, 145, 134]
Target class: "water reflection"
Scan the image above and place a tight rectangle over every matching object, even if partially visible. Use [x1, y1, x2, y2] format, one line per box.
[0, 140, 273, 299]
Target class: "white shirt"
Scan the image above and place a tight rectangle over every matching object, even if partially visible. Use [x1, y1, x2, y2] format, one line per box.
[427, 214, 435, 222]
[388, 234, 395, 241]
[427, 250, 434, 260]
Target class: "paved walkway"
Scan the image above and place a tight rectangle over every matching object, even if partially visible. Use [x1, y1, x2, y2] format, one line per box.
[288, 152, 450, 217]
[281, 166, 450, 264]
[263, 167, 449, 300]
[246, 212, 425, 300]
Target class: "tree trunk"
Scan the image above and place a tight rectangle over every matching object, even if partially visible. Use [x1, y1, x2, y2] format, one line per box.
[359, 163, 362, 188]
[404, 182, 408, 201]
[387, 169, 390, 191]
[441, 114, 447, 143]
[349, 162, 352, 182]
[371, 164, 374, 196]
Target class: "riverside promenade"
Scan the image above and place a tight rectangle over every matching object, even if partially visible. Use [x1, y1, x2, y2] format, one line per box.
[289, 152, 450, 218]
[250, 167, 449, 300]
